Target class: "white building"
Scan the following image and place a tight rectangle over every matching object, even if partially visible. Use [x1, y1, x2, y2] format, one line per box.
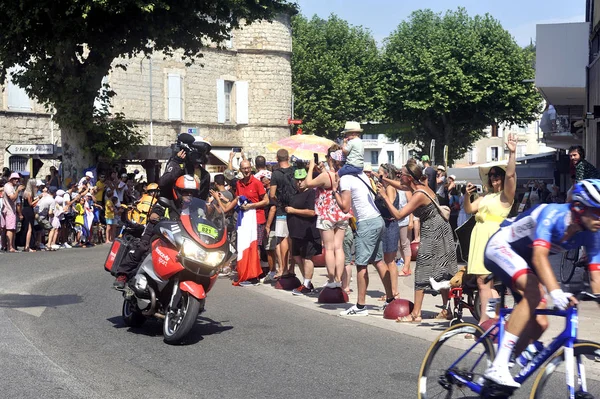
[361, 133, 418, 169]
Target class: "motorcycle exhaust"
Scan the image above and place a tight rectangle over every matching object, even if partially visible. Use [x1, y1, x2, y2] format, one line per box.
[141, 286, 157, 316]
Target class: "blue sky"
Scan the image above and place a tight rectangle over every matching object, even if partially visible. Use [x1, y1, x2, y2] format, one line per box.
[294, 0, 585, 46]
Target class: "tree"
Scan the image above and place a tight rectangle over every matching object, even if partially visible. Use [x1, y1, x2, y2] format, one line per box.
[291, 14, 382, 138]
[0, 0, 295, 180]
[381, 8, 541, 165]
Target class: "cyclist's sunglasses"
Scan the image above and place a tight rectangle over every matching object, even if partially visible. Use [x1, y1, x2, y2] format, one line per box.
[584, 207, 600, 220]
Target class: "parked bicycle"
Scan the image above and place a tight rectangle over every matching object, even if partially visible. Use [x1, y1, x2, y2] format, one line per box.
[418, 279, 600, 399]
[560, 246, 590, 285]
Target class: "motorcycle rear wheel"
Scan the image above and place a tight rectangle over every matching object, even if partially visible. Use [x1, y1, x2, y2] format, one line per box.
[163, 293, 203, 344]
[122, 299, 146, 327]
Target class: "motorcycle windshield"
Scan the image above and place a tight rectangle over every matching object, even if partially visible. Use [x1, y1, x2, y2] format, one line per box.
[180, 198, 226, 246]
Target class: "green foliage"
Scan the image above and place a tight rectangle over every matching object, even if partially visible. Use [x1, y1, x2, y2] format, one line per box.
[381, 8, 542, 165]
[291, 14, 382, 138]
[0, 0, 296, 163]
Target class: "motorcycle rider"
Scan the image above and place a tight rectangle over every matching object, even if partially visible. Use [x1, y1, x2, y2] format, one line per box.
[112, 133, 211, 289]
[113, 175, 201, 289]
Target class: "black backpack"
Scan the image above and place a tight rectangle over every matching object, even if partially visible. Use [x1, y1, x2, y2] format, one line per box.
[274, 168, 298, 207]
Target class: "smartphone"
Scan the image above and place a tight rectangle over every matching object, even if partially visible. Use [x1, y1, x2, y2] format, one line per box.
[232, 147, 242, 153]
[313, 153, 319, 164]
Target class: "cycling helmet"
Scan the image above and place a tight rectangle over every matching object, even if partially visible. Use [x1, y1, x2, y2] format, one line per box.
[571, 179, 600, 208]
[173, 175, 199, 203]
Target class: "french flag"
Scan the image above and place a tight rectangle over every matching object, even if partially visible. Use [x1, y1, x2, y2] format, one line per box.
[233, 196, 262, 285]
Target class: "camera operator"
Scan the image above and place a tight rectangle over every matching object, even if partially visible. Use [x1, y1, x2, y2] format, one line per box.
[159, 134, 211, 201]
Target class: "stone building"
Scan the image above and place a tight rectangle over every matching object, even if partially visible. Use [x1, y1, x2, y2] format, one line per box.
[0, 13, 293, 179]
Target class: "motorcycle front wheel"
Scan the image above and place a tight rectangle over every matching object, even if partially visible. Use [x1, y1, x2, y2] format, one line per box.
[163, 292, 203, 344]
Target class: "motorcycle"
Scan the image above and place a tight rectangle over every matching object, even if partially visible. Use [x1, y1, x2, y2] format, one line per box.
[105, 197, 231, 344]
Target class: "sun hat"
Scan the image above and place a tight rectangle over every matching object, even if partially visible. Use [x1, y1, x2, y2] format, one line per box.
[363, 162, 373, 172]
[330, 150, 346, 162]
[437, 165, 446, 172]
[449, 174, 456, 180]
[294, 169, 308, 180]
[85, 171, 94, 178]
[341, 121, 363, 134]
[254, 170, 272, 181]
[9, 172, 20, 180]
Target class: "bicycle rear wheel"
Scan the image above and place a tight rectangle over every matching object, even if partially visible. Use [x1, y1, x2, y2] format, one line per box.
[418, 323, 495, 399]
[530, 341, 600, 399]
[560, 248, 579, 284]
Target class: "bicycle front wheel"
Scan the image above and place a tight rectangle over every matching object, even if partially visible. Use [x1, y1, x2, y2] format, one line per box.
[560, 248, 579, 284]
[418, 323, 495, 399]
[530, 341, 600, 399]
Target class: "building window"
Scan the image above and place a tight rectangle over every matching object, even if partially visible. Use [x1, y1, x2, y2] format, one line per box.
[387, 151, 394, 165]
[491, 124, 498, 137]
[9, 155, 27, 172]
[489, 146, 499, 162]
[468, 149, 477, 164]
[167, 74, 183, 121]
[363, 134, 378, 140]
[370, 151, 379, 166]
[7, 67, 32, 111]
[224, 81, 233, 122]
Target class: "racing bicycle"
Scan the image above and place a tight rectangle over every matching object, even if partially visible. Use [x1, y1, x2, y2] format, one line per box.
[418, 276, 600, 398]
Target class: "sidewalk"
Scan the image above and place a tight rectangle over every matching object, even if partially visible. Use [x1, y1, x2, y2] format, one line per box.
[243, 257, 600, 375]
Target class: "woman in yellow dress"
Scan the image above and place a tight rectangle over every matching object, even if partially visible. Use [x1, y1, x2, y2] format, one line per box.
[465, 133, 517, 325]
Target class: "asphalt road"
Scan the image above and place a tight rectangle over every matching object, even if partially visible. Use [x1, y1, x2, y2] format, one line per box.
[0, 246, 430, 399]
[0, 246, 595, 399]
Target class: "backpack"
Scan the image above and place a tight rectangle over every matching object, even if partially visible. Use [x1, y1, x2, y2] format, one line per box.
[274, 168, 298, 207]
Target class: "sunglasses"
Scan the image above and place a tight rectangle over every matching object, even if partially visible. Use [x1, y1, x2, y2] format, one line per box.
[585, 207, 600, 220]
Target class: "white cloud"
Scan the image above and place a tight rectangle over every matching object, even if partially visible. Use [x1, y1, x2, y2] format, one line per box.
[509, 15, 585, 46]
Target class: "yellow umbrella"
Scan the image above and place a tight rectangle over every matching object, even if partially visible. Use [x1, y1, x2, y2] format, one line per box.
[266, 134, 335, 160]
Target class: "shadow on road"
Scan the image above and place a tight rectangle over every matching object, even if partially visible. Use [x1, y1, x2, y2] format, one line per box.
[0, 293, 83, 308]
[106, 314, 233, 345]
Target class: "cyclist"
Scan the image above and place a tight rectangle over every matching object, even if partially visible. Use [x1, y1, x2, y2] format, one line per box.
[482, 179, 600, 389]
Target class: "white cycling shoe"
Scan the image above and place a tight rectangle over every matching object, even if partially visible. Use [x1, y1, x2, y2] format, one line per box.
[483, 365, 521, 389]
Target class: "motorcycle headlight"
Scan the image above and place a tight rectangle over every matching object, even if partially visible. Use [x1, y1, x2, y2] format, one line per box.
[181, 239, 225, 267]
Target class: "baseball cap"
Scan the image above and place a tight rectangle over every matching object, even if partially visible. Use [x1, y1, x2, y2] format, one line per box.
[36, 179, 44, 186]
[85, 171, 94, 178]
[294, 169, 308, 180]
[56, 189, 65, 196]
[254, 170, 272, 181]
[421, 155, 430, 162]
[449, 174, 456, 180]
[437, 165, 446, 172]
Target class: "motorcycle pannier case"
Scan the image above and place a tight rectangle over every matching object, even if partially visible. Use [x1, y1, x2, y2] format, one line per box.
[104, 238, 129, 275]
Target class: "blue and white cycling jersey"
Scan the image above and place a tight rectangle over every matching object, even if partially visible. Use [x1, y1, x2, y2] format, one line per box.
[491, 203, 600, 268]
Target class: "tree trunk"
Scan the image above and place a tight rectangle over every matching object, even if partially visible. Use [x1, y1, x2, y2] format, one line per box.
[61, 126, 95, 186]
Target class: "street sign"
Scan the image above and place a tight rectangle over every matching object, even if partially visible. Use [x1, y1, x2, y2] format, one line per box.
[187, 127, 199, 136]
[6, 144, 54, 155]
[288, 119, 303, 125]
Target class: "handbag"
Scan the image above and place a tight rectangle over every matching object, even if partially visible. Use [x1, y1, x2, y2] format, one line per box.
[415, 189, 451, 222]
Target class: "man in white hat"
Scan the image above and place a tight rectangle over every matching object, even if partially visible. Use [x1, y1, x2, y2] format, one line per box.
[78, 171, 95, 190]
[338, 121, 364, 177]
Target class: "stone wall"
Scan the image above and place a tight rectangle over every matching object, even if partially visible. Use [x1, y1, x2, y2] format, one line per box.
[0, 12, 293, 172]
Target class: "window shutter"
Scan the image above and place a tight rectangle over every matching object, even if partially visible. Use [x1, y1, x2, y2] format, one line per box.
[471, 149, 478, 163]
[216, 79, 225, 123]
[236, 80, 249, 124]
[7, 69, 31, 111]
[486, 147, 492, 162]
[498, 146, 504, 160]
[498, 125, 503, 138]
[168, 74, 182, 121]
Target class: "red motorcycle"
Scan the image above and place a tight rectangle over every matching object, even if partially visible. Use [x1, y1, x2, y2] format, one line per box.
[105, 197, 231, 343]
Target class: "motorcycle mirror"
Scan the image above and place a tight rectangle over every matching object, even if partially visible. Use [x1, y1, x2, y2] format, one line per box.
[178, 133, 195, 145]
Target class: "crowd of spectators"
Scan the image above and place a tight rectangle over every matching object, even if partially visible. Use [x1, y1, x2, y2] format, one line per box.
[0, 166, 149, 253]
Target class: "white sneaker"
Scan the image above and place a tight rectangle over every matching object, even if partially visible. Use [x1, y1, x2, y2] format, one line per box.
[339, 305, 368, 317]
[63, 243, 72, 249]
[51, 244, 60, 250]
[483, 365, 520, 389]
[325, 281, 342, 289]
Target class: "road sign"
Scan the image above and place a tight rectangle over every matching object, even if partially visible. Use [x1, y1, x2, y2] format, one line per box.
[187, 127, 199, 136]
[288, 119, 303, 125]
[6, 144, 54, 155]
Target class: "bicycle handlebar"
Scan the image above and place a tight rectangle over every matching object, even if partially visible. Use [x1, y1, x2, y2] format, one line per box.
[576, 291, 600, 303]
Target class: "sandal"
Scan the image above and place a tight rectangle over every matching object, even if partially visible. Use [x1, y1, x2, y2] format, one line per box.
[396, 313, 422, 323]
[398, 270, 412, 277]
[24, 248, 36, 253]
[435, 309, 453, 320]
